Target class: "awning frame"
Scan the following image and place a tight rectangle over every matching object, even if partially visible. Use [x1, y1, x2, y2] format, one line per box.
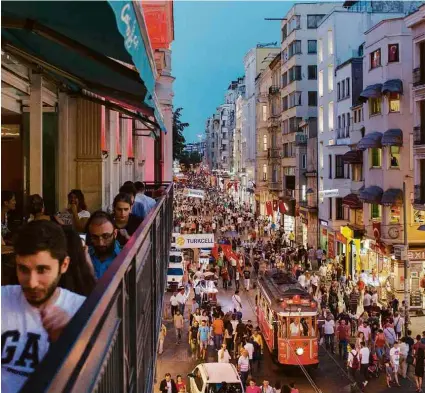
[357, 131, 383, 151]
[381, 128, 403, 147]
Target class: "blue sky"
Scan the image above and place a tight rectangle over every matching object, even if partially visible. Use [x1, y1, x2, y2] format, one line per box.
[172, 1, 294, 143]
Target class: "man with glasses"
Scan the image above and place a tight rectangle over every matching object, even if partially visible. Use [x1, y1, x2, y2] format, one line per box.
[87, 211, 121, 279]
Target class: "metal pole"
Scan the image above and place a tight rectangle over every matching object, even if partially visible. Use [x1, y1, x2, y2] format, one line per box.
[402, 181, 409, 334]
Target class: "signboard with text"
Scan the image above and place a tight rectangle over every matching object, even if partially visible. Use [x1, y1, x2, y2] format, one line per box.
[183, 188, 205, 199]
[174, 234, 214, 249]
[319, 189, 340, 198]
[328, 232, 335, 259]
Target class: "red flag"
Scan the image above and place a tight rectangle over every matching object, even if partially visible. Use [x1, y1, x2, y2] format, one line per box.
[235, 183, 238, 192]
[373, 222, 381, 242]
[266, 201, 273, 216]
[278, 201, 286, 214]
[273, 200, 278, 211]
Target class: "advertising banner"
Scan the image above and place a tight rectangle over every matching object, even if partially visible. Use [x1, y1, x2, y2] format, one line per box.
[183, 188, 205, 199]
[328, 232, 335, 259]
[174, 234, 215, 249]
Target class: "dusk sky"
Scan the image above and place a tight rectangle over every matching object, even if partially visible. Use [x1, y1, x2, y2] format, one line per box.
[172, 1, 294, 143]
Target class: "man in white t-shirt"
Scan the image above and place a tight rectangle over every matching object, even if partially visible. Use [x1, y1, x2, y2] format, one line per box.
[232, 290, 243, 313]
[359, 341, 370, 388]
[218, 343, 232, 363]
[389, 341, 401, 386]
[1, 221, 86, 393]
[298, 271, 307, 289]
[323, 316, 336, 353]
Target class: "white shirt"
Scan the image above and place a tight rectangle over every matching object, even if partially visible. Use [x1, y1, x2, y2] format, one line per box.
[1, 286, 85, 393]
[348, 350, 358, 368]
[311, 275, 319, 286]
[363, 293, 372, 307]
[175, 292, 186, 305]
[244, 342, 254, 359]
[390, 347, 400, 365]
[323, 320, 335, 335]
[319, 265, 327, 277]
[371, 293, 378, 304]
[170, 295, 179, 306]
[298, 274, 306, 287]
[232, 294, 242, 312]
[360, 272, 368, 283]
[358, 325, 371, 342]
[360, 347, 370, 364]
[218, 349, 232, 363]
[238, 355, 250, 372]
[290, 323, 301, 336]
[399, 342, 409, 357]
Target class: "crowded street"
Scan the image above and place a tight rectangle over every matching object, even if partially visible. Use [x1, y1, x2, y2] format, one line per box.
[154, 169, 425, 393]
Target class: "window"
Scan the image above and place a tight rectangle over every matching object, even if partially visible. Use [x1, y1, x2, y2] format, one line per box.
[336, 198, 344, 220]
[341, 80, 345, 98]
[308, 91, 317, 106]
[389, 146, 400, 168]
[370, 148, 382, 168]
[328, 154, 332, 178]
[328, 65, 334, 91]
[281, 24, 288, 42]
[370, 49, 381, 69]
[319, 142, 324, 169]
[308, 40, 317, 54]
[289, 40, 302, 58]
[282, 72, 288, 87]
[388, 44, 399, 63]
[288, 66, 302, 82]
[328, 101, 334, 130]
[308, 65, 317, 80]
[389, 92, 400, 113]
[346, 78, 350, 96]
[346, 112, 351, 135]
[318, 106, 324, 132]
[369, 97, 381, 116]
[337, 82, 340, 100]
[282, 96, 288, 111]
[262, 164, 267, 181]
[283, 143, 288, 157]
[318, 39, 323, 62]
[282, 119, 289, 134]
[262, 105, 267, 121]
[329, 198, 333, 219]
[288, 15, 300, 34]
[335, 155, 344, 178]
[318, 70, 324, 96]
[302, 154, 307, 169]
[390, 205, 401, 224]
[328, 30, 334, 55]
[371, 204, 382, 220]
[282, 48, 288, 64]
[263, 134, 268, 151]
[307, 14, 325, 29]
[289, 91, 302, 108]
[289, 117, 302, 133]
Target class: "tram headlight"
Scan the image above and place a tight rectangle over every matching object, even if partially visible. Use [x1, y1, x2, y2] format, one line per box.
[296, 347, 304, 356]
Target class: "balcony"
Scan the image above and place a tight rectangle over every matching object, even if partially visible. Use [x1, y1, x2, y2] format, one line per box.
[267, 148, 281, 160]
[269, 85, 280, 95]
[269, 181, 282, 191]
[283, 189, 295, 198]
[413, 67, 425, 87]
[335, 126, 363, 146]
[295, 133, 307, 145]
[413, 126, 425, 146]
[268, 115, 281, 128]
[414, 184, 425, 205]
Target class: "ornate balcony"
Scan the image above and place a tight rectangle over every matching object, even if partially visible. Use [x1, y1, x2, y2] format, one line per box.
[269, 85, 280, 95]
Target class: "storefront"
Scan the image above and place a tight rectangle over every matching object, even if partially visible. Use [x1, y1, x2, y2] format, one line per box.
[299, 210, 308, 247]
[408, 249, 425, 310]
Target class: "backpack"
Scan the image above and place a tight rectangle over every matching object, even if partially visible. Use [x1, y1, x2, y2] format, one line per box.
[351, 351, 360, 370]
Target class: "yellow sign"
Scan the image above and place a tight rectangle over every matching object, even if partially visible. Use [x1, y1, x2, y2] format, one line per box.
[176, 237, 185, 247]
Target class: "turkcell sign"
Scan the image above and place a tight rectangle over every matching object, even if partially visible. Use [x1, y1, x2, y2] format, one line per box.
[175, 234, 214, 249]
[183, 188, 205, 199]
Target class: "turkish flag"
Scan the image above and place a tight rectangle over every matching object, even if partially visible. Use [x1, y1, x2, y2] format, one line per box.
[373, 222, 381, 242]
[273, 200, 278, 211]
[266, 201, 273, 216]
[279, 201, 286, 214]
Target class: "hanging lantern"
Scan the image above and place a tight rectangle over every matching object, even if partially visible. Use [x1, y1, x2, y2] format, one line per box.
[293, 295, 301, 304]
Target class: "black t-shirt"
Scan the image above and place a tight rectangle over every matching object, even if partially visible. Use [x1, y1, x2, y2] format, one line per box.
[115, 214, 143, 246]
[190, 326, 199, 341]
[243, 270, 251, 279]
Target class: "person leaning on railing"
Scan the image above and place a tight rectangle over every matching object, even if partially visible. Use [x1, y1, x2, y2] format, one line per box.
[1, 221, 86, 393]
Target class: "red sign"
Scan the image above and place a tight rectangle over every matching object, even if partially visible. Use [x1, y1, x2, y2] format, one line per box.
[335, 232, 346, 244]
[273, 200, 278, 211]
[372, 222, 381, 242]
[328, 232, 335, 259]
[266, 201, 273, 216]
[279, 201, 287, 214]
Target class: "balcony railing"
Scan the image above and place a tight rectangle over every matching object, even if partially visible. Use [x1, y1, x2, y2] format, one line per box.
[413, 126, 425, 146]
[269, 85, 280, 95]
[21, 183, 174, 393]
[268, 148, 281, 159]
[413, 67, 425, 87]
[414, 184, 425, 205]
[269, 181, 282, 191]
[295, 133, 307, 145]
[268, 115, 281, 128]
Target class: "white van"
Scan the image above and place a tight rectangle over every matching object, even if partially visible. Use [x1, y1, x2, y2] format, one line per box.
[169, 250, 183, 264]
[187, 363, 244, 393]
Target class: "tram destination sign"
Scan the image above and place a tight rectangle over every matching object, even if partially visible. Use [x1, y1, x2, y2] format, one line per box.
[175, 234, 215, 249]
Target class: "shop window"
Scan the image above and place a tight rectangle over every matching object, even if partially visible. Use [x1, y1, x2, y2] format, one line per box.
[414, 209, 425, 224]
[370, 148, 382, 168]
[389, 146, 400, 168]
[370, 48, 381, 69]
[369, 97, 381, 116]
[388, 44, 399, 63]
[390, 205, 400, 224]
[389, 93, 400, 113]
[371, 203, 382, 220]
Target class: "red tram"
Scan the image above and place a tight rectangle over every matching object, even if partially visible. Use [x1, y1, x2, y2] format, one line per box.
[256, 271, 319, 367]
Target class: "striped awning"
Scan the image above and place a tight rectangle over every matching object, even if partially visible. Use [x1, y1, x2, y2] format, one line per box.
[359, 83, 383, 103]
[382, 129, 403, 147]
[357, 132, 383, 151]
[342, 193, 363, 209]
[381, 188, 403, 206]
[359, 186, 383, 204]
[342, 150, 363, 164]
[381, 79, 403, 95]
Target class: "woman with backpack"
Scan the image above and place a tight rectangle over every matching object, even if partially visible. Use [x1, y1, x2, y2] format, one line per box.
[347, 343, 360, 385]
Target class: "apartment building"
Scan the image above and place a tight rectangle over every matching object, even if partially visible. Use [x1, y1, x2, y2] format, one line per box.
[405, 3, 425, 312]
[280, 2, 339, 238]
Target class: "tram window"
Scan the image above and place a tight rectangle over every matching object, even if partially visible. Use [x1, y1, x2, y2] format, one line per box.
[300, 318, 309, 336]
[311, 317, 317, 337]
[289, 318, 301, 336]
[279, 316, 287, 338]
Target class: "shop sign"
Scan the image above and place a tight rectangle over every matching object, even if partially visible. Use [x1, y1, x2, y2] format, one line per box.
[319, 189, 339, 198]
[299, 210, 308, 224]
[410, 261, 424, 272]
[341, 226, 353, 239]
[319, 219, 328, 227]
[183, 188, 205, 199]
[408, 249, 425, 261]
[328, 232, 335, 259]
[335, 232, 346, 244]
[174, 234, 214, 249]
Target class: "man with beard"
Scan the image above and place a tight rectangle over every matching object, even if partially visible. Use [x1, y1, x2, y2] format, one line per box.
[1, 220, 86, 393]
[87, 211, 121, 279]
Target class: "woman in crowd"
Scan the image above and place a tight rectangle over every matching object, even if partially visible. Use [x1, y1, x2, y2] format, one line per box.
[1, 190, 17, 243]
[111, 193, 143, 246]
[414, 334, 424, 393]
[58, 189, 90, 232]
[27, 194, 64, 224]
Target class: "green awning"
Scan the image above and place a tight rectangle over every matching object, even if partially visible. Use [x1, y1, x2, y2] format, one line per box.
[1, 1, 165, 133]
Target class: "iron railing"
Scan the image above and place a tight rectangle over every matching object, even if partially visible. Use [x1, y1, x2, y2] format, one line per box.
[20, 183, 174, 393]
[295, 133, 307, 145]
[267, 148, 281, 159]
